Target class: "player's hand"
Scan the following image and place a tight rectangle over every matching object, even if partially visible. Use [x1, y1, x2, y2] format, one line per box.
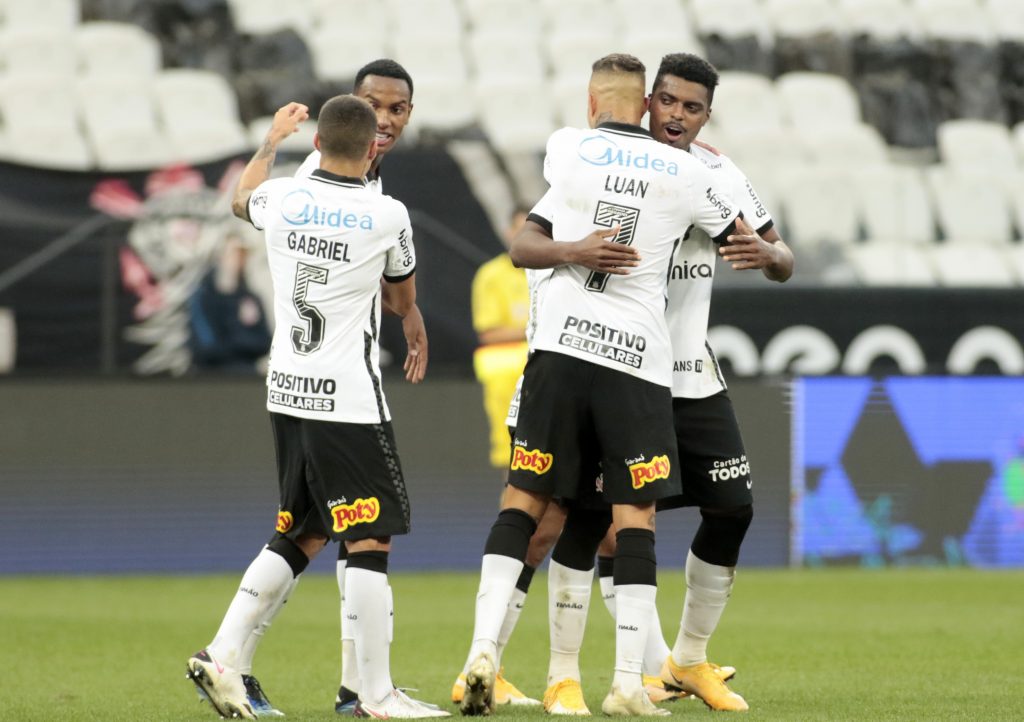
[401, 304, 428, 384]
[693, 138, 722, 156]
[568, 225, 641, 274]
[268, 102, 309, 144]
[721, 216, 777, 270]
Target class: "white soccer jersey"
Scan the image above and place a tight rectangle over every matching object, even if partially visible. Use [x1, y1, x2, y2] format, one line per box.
[295, 150, 383, 193]
[247, 168, 415, 423]
[667, 145, 775, 398]
[529, 123, 739, 387]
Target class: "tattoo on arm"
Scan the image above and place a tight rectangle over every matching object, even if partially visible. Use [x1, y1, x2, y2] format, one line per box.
[254, 138, 277, 163]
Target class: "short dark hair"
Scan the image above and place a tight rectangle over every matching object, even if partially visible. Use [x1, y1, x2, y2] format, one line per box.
[354, 58, 414, 99]
[591, 53, 646, 76]
[653, 53, 719, 105]
[317, 95, 378, 160]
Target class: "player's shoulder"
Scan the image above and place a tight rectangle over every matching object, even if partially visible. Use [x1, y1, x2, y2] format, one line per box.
[689, 143, 745, 177]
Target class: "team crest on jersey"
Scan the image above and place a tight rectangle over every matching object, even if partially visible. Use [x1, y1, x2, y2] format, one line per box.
[511, 446, 554, 475]
[628, 455, 671, 489]
[275, 510, 294, 533]
[330, 497, 381, 532]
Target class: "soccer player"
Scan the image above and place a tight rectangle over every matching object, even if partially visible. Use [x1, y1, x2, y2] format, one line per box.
[185, 95, 448, 720]
[457, 53, 740, 718]
[532, 52, 795, 713]
[228, 59, 432, 717]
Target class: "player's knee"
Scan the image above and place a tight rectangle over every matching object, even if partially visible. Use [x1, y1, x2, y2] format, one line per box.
[484, 508, 538, 560]
[550, 506, 612, 571]
[268, 534, 313, 577]
[690, 504, 753, 567]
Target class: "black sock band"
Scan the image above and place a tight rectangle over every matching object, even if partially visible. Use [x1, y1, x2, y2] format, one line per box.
[347, 550, 389, 575]
[483, 508, 538, 560]
[613, 528, 656, 587]
[267, 535, 309, 577]
[515, 564, 536, 593]
[551, 507, 611, 571]
[597, 555, 615, 580]
[691, 505, 753, 567]
[337, 544, 349, 562]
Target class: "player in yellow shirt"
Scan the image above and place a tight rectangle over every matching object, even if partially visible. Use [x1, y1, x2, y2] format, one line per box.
[471, 207, 531, 469]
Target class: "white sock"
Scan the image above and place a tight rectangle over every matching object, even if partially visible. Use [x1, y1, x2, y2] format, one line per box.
[346, 566, 393, 704]
[496, 587, 528, 666]
[336, 559, 360, 695]
[546, 560, 593, 685]
[643, 603, 672, 677]
[599, 574, 616, 619]
[611, 584, 656, 694]
[237, 573, 300, 674]
[672, 550, 735, 667]
[464, 553, 523, 670]
[208, 548, 295, 670]
[387, 584, 395, 644]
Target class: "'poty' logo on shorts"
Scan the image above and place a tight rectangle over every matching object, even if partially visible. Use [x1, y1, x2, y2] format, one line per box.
[330, 497, 380, 532]
[275, 510, 293, 533]
[629, 455, 671, 489]
[511, 447, 554, 475]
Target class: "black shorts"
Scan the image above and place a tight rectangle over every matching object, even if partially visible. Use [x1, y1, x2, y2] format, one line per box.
[269, 413, 411, 542]
[508, 351, 680, 505]
[657, 391, 754, 511]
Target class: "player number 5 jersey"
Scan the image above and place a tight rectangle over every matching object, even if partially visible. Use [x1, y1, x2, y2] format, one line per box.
[247, 169, 415, 423]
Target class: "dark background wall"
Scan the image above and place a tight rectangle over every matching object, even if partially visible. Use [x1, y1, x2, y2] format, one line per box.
[0, 377, 792, 574]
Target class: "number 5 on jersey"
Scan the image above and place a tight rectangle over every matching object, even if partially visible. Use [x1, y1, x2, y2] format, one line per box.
[292, 262, 328, 354]
[586, 200, 640, 293]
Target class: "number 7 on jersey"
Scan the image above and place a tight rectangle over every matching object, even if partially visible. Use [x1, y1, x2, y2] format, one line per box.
[585, 200, 640, 293]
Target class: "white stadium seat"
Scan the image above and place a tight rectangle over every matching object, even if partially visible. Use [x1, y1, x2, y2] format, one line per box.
[409, 75, 477, 133]
[764, 0, 842, 36]
[549, 72, 592, 128]
[469, 31, 547, 83]
[1002, 244, 1024, 284]
[937, 119, 1018, 172]
[776, 72, 862, 132]
[153, 69, 250, 163]
[928, 244, 1017, 287]
[462, 0, 544, 34]
[0, 0, 78, 30]
[392, 32, 469, 84]
[912, 0, 996, 42]
[542, 0, 617, 35]
[691, 0, 770, 41]
[612, 0, 691, 34]
[225, 0, 313, 36]
[311, 0, 388, 36]
[710, 126, 808, 169]
[777, 166, 861, 248]
[710, 71, 786, 131]
[839, 0, 922, 40]
[620, 27, 705, 81]
[850, 165, 936, 246]
[544, 29, 617, 79]
[0, 126, 93, 170]
[77, 74, 174, 170]
[0, 28, 77, 77]
[799, 123, 890, 166]
[75, 22, 161, 78]
[0, 74, 80, 135]
[248, 116, 316, 155]
[926, 166, 1014, 245]
[476, 77, 557, 153]
[844, 241, 937, 287]
[307, 29, 391, 82]
[391, 0, 463, 41]
[984, 0, 1024, 41]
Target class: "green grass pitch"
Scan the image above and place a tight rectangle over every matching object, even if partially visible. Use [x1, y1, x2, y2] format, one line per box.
[1, 569, 1022, 721]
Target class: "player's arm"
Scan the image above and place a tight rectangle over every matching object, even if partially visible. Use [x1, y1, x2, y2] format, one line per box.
[510, 218, 640, 274]
[231, 102, 309, 221]
[721, 222, 794, 282]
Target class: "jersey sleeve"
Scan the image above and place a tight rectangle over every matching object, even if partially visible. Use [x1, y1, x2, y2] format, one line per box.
[723, 156, 775, 236]
[690, 164, 741, 244]
[527, 189, 557, 235]
[246, 180, 276, 230]
[383, 202, 416, 282]
[294, 150, 320, 178]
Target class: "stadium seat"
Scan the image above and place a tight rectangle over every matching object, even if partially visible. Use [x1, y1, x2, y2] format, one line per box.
[0, 73, 80, 135]
[0, 28, 77, 77]
[0, 0, 78, 30]
[75, 21, 161, 77]
[409, 75, 478, 135]
[612, 0, 691, 33]
[710, 72, 786, 130]
[248, 115, 316, 155]
[544, 28, 617, 79]
[926, 166, 1014, 245]
[0, 126, 93, 170]
[709, 126, 808, 169]
[849, 165, 936, 246]
[620, 26, 705, 79]
[1002, 244, 1024, 283]
[77, 74, 175, 170]
[462, 0, 544, 34]
[469, 31, 547, 83]
[838, 0, 921, 40]
[390, 0, 463, 41]
[476, 77, 557, 153]
[776, 166, 861, 248]
[691, 0, 769, 41]
[549, 73, 591, 128]
[843, 241, 936, 286]
[937, 119, 1017, 172]
[776, 72, 862, 131]
[928, 244, 1017, 286]
[311, 0, 388, 37]
[911, 0, 996, 42]
[542, 0, 617, 35]
[984, 0, 1024, 41]
[799, 123, 889, 165]
[307, 29, 391, 82]
[153, 69, 250, 163]
[764, 0, 842, 37]
[997, 170, 1024, 238]
[392, 32, 469, 85]
[225, 0, 313, 36]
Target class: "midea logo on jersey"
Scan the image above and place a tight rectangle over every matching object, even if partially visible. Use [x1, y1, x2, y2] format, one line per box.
[577, 135, 679, 175]
[281, 189, 374, 229]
